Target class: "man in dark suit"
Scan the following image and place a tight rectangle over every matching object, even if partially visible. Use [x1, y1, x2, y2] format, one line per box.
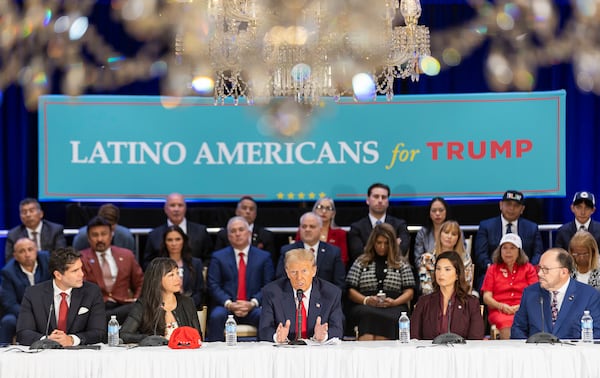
[474, 190, 543, 290]
[555, 191, 600, 249]
[511, 248, 600, 340]
[0, 238, 51, 343]
[276, 212, 345, 290]
[206, 216, 274, 341]
[214, 196, 277, 265]
[5, 198, 66, 262]
[16, 247, 105, 346]
[347, 183, 410, 267]
[79, 216, 144, 324]
[259, 248, 343, 342]
[143, 193, 213, 267]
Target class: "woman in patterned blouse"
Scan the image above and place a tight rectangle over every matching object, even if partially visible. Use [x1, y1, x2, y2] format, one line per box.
[569, 230, 600, 289]
[346, 223, 415, 340]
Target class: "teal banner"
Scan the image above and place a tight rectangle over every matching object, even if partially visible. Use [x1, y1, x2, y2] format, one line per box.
[39, 91, 566, 201]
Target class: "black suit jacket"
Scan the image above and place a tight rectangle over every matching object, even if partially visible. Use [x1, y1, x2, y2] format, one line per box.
[555, 220, 600, 250]
[16, 281, 105, 345]
[259, 277, 344, 341]
[347, 215, 411, 266]
[277, 242, 346, 290]
[5, 220, 67, 262]
[144, 221, 213, 268]
[214, 225, 277, 265]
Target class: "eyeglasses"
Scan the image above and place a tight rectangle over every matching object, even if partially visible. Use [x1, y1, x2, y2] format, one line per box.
[571, 252, 590, 257]
[536, 266, 564, 274]
[315, 205, 334, 212]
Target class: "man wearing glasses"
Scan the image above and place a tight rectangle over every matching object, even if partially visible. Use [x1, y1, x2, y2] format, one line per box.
[511, 248, 600, 340]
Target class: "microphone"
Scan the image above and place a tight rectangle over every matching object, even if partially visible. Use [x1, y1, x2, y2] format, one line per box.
[432, 299, 466, 345]
[139, 302, 168, 347]
[288, 289, 306, 345]
[30, 303, 63, 350]
[526, 296, 559, 344]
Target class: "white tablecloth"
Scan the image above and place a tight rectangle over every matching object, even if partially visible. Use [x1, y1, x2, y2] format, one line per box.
[1, 340, 600, 378]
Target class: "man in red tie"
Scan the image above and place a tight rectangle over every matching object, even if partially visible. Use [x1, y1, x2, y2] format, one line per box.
[207, 216, 274, 341]
[16, 247, 105, 347]
[259, 248, 344, 343]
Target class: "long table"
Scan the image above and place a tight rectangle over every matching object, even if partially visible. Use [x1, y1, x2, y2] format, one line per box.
[1, 340, 599, 378]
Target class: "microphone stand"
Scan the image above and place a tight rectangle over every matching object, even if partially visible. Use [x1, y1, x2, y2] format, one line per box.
[432, 299, 466, 345]
[288, 289, 306, 345]
[526, 296, 560, 344]
[139, 302, 168, 346]
[30, 303, 63, 350]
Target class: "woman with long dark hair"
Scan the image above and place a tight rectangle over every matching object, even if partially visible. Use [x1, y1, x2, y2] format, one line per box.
[159, 225, 204, 308]
[121, 258, 201, 343]
[411, 251, 484, 340]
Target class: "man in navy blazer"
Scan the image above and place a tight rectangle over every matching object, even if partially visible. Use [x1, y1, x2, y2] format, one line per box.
[5, 198, 66, 262]
[347, 183, 410, 267]
[555, 191, 600, 249]
[511, 248, 600, 340]
[277, 212, 345, 291]
[16, 247, 105, 346]
[0, 238, 51, 343]
[206, 216, 274, 341]
[474, 190, 543, 290]
[143, 193, 213, 268]
[259, 248, 343, 342]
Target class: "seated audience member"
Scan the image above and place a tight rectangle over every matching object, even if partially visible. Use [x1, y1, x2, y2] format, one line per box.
[80, 216, 144, 324]
[72, 204, 135, 253]
[214, 196, 277, 265]
[418, 220, 473, 296]
[259, 248, 344, 343]
[144, 193, 213, 268]
[511, 248, 600, 340]
[206, 217, 274, 341]
[414, 197, 453, 267]
[555, 191, 600, 249]
[16, 247, 105, 346]
[411, 251, 484, 340]
[0, 238, 51, 344]
[474, 190, 543, 290]
[568, 231, 600, 289]
[5, 198, 66, 262]
[481, 234, 538, 339]
[294, 198, 348, 267]
[158, 225, 204, 308]
[346, 223, 415, 340]
[347, 183, 411, 267]
[121, 258, 201, 343]
[278, 212, 345, 291]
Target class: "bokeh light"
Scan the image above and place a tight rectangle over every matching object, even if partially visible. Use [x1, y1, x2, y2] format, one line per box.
[420, 56, 441, 76]
[352, 73, 375, 102]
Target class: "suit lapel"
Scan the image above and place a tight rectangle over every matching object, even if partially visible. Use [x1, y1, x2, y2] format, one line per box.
[42, 282, 58, 330]
[553, 281, 577, 334]
[283, 283, 297, 335]
[89, 252, 106, 290]
[307, 280, 321, 334]
[68, 286, 84, 332]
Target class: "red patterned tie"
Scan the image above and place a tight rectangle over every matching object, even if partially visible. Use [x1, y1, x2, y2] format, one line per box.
[237, 252, 247, 301]
[58, 292, 68, 332]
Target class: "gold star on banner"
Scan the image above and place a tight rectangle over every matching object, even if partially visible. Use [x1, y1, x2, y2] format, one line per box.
[298, 192, 306, 199]
[319, 192, 326, 198]
[287, 192, 295, 199]
[277, 192, 284, 200]
[308, 192, 316, 199]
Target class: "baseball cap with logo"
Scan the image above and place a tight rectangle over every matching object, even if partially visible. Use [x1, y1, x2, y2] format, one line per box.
[167, 326, 202, 349]
[502, 190, 524, 205]
[499, 233, 522, 249]
[572, 191, 596, 208]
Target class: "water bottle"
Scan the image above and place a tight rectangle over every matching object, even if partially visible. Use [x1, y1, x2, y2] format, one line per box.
[225, 315, 237, 346]
[581, 310, 593, 343]
[398, 312, 410, 343]
[108, 315, 120, 346]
